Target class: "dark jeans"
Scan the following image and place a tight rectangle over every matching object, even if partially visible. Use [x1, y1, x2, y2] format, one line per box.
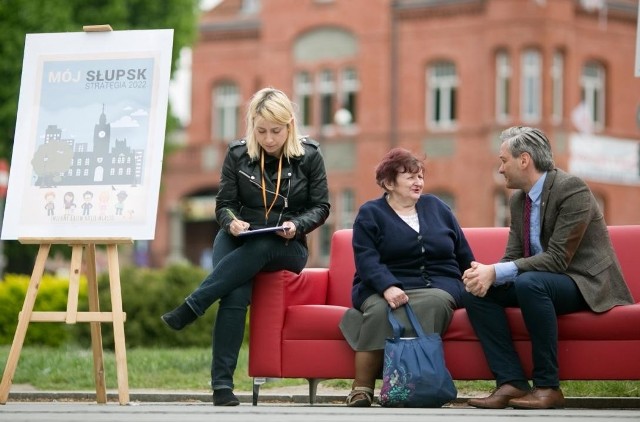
[461, 271, 588, 389]
[186, 230, 308, 390]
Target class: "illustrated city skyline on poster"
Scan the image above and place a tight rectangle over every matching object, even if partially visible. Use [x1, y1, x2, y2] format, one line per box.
[2, 30, 173, 240]
[32, 57, 153, 224]
[35, 58, 153, 184]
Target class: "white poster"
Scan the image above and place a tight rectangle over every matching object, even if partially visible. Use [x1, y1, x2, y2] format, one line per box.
[2, 29, 173, 240]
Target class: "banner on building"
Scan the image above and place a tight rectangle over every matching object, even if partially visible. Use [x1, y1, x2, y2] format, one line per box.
[2, 29, 173, 240]
[636, 0, 640, 77]
[569, 133, 640, 185]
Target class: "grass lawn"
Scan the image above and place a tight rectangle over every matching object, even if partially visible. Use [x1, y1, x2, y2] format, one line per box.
[1, 345, 639, 397]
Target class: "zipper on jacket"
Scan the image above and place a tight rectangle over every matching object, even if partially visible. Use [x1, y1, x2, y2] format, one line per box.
[238, 169, 290, 210]
[238, 168, 297, 238]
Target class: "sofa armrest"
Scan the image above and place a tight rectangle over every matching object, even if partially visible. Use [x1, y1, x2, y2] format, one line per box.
[249, 268, 329, 377]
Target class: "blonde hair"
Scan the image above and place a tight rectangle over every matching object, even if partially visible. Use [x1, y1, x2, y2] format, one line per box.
[245, 87, 305, 160]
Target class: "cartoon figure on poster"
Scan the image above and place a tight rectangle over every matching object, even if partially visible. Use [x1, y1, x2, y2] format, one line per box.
[98, 190, 110, 216]
[63, 191, 76, 215]
[44, 191, 55, 216]
[115, 190, 128, 216]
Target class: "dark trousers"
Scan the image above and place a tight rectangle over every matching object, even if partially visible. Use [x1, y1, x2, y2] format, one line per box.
[462, 271, 588, 389]
[186, 230, 307, 390]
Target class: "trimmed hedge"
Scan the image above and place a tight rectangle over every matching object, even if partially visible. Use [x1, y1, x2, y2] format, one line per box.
[0, 263, 245, 349]
[0, 273, 84, 347]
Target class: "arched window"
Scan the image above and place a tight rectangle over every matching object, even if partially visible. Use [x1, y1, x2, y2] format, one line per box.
[293, 27, 359, 134]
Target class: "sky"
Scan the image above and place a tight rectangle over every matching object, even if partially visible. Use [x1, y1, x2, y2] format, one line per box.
[168, 48, 192, 127]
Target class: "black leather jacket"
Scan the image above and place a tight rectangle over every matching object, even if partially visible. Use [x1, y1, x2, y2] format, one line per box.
[215, 137, 330, 245]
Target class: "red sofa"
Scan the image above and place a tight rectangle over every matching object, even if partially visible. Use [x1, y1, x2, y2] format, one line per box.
[249, 226, 640, 405]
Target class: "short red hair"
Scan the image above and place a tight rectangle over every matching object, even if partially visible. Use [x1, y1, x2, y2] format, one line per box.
[375, 148, 425, 190]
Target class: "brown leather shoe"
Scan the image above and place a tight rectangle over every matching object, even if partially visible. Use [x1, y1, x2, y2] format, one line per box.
[467, 383, 529, 409]
[509, 387, 565, 409]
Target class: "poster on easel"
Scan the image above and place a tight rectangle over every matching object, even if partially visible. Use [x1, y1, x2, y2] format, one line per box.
[1, 28, 173, 240]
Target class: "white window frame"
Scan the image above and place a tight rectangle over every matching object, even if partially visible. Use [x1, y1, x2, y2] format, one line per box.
[318, 69, 336, 128]
[338, 188, 355, 229]
[241, 0, 261, 14]
[295, 71, 314, 129]
[520, 49, 542, 123]
[432, 191, 456, 214]
[551, 51, 564, 124]
[495, 50, 511, 123]
[427, 61, 458, 130]
[494, 190, 510, 227]
[581, 61, 606, 132]
[212, 83, 240, 141]
[339, 67, 359, 127]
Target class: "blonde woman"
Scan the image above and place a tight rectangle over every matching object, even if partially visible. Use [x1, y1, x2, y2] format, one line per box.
[162, 87, 330, 406]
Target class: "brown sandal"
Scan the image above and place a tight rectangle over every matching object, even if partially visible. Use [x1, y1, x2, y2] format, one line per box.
[346, 386, 374, 407]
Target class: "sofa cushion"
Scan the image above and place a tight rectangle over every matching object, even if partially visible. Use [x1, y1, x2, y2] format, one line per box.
[327, 230, 356, 308]
[444, 305, 640, 342]
[556, 305, 640, 340]
[442, 309, 477, 340]
[283, 305, 349, 340]
[608, 225, 640, 301]
[462, 227, 509, 263]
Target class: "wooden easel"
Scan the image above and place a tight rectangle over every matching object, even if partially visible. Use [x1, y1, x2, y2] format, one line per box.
[0, 238, 132, 405]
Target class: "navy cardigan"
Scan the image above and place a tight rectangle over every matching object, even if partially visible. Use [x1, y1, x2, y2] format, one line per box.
[351, 194, 474, 309]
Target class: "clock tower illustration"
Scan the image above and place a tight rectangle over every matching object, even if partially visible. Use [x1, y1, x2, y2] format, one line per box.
[93, 104, 111, 157]
[32, 105, 144, 187]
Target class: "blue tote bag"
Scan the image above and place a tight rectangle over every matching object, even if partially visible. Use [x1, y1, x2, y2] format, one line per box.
[379, 303, 457, 408]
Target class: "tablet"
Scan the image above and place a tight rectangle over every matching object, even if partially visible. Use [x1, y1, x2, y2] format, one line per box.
[237, 226, 289, 237]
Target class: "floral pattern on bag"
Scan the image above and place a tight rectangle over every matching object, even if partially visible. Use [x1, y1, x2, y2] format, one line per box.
[379, 350, 415, 406]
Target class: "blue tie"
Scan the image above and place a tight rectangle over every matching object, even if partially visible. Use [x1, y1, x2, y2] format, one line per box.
[523, 195, 532, 257]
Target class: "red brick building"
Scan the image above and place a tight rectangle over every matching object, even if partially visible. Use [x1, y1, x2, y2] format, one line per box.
[153, 0, 640, 268]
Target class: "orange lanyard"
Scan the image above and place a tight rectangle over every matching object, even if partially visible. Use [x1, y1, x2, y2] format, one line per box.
[260, 150, 283, 221]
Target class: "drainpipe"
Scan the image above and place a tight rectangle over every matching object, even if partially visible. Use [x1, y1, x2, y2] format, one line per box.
[390, 0, 399, 149]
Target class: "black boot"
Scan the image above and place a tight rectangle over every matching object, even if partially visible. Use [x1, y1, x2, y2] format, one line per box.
[161, 302, 198, 330]
[213, 388, 240, 406]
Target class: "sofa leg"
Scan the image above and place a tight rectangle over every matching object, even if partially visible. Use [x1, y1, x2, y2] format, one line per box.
[252, 377, 266, 406]
[307, 378, 325, 405]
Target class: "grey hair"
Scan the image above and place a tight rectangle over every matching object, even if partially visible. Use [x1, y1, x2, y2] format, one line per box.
[500, 126, 555, 172]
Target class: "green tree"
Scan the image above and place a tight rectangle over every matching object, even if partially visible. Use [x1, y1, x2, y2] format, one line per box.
[0, 0, 200, 274]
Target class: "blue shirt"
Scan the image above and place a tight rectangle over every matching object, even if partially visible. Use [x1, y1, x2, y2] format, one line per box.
[494, 173, 546, 285]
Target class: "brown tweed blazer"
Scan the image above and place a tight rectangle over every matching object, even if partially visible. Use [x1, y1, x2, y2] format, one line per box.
[504, 169, 634, 312]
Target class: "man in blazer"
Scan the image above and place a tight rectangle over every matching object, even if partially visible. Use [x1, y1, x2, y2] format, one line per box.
[461, 126, 633, 409]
